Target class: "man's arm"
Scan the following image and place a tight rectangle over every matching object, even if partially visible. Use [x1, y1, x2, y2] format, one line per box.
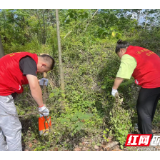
[112, 77, 124, 90]
[20, 57, 49, 116]
[26, 74, 43, 107]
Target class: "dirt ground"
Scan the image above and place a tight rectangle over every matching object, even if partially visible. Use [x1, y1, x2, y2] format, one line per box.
[22, 125, 160, 151]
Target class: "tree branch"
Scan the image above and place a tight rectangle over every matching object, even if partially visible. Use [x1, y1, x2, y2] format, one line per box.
[84, 9, 99, 32]
[64, 9, 99, 39]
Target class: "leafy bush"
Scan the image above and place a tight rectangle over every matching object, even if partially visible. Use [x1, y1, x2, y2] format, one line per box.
[108, 95, 134, 149]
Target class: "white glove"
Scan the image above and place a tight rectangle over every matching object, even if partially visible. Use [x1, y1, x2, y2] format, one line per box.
[39, 105, 49, 117]
[111, 88, 118, 97]
[39, 78, 48, 86]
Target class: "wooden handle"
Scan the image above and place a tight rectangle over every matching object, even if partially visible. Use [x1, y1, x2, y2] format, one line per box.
[43, 72, 47, 78]
[43, 72, 47, 104]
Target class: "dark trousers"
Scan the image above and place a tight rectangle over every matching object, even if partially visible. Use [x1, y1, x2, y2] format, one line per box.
[136, 87, 160, 135]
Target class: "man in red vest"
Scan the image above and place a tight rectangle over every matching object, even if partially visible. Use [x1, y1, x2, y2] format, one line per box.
[0, 52, 55, 151]
[111, 40, 160, 136]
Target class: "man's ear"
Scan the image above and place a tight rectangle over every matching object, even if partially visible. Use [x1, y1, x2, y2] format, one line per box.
[42, 63, 47, 67]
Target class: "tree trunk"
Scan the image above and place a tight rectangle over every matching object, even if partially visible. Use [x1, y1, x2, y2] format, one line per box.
[42, 9, 46, 44]
[0, 36, 4, 58]
[56, 9, 65, 111]
[55, 9, 65, 91]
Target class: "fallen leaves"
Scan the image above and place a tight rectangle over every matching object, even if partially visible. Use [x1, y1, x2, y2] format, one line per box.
[82, 147, 87, 151]
[28, 143, 32, 148]
[33, 139, 38, 143]
[74, 148, 81, 151]
[53, 147, 59, 151]
[73, 140, 121, 151]
[104, 141, 119, 149]
[94, 145, 99, 150]
[111, 149, 122, 151]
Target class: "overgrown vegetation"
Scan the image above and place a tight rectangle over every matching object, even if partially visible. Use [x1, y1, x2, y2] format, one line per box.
[1, 9, 160, 150]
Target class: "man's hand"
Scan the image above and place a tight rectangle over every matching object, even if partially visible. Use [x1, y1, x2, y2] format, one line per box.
[111, 88, 118, 97]
[39, 105, 49, 117]
[39, 78, 48, 86]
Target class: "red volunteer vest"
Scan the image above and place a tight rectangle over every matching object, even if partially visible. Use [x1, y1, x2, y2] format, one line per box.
[0, 52, 38, 96]
[125, 46, 160, 88]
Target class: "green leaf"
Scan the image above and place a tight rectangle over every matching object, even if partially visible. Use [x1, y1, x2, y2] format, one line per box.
[60, 118, 69, 123]
[71, 116, 78, 121]
[49, 93, 54, 98]
[101, 85, 106, 89]
[76, 122, 84, 131]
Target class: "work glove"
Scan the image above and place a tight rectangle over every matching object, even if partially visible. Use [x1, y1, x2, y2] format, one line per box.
[39, 78, 48, 86]
[39, 105, 49, 117]
[111, 88, 118, 97]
